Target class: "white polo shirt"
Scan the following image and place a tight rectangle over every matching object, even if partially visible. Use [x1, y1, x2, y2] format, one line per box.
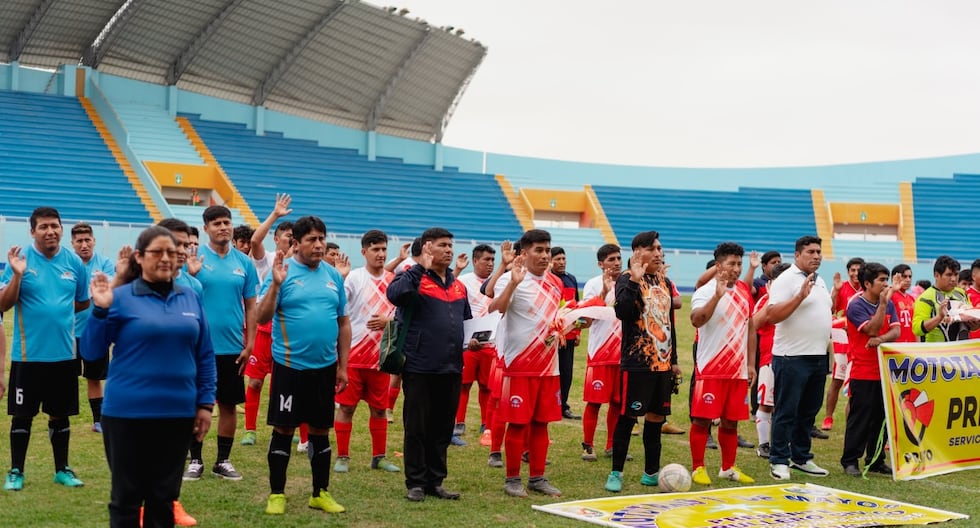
[768, 263, 832, 356]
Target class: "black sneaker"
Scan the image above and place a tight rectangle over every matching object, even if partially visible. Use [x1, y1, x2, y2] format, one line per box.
[867, 463, 892, 475]
[756, 442, 770, 459]
[810, 426, 829, 440]
[843, 464, 862, 477]
[706, 434, 719, 450]
[737, 435, 755, 449]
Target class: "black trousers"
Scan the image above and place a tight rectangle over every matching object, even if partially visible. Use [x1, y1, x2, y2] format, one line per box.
[402, 372, 461, 490]
[558, 341, 576, 411]
[103, 416, 193, 528]
[840, 379, 886, 468]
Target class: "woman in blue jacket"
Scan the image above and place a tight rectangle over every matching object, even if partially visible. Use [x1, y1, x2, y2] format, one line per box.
[83, 226, 216, 528]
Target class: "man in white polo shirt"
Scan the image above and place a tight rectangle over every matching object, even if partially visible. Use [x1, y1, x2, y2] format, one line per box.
[765, 236, 832, 480]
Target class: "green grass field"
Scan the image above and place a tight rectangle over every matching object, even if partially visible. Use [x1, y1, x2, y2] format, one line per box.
[0, 301, 976, 527]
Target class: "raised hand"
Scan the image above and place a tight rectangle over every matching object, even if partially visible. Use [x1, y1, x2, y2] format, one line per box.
[715, 270, 730, 297]
[602, 267, 616, 296]
[749, 250, 760, 268]
[455, 252, 469, 271]
[833, 271, 842, 290]
[6, 246, 26, 275]
[628, 250, 649, 283]
[271, 250, 289, 285]
[186, 253, 203, 277]
[335, 252, 351, 277]
[500, 240, 514, 268]
[90, 271, 114, 308]
[510, 254, 528, 283]
[418, 241, 435, 270]
[115, 245, 132, 278]
[273, 193, 293, 218]
[399, 242, 410, 260]
[799, 272, 816, 298]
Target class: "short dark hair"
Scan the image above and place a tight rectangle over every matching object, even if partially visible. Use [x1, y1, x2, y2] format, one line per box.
[630, 231, 659, 251]
[916, 280, 932, 290]
[512, 241, 522, 254]
[771, 262, 792, 280]
[933, 255, 960, 276]
[292, 216, 327, 242]
[891, 263, 911, 277]
[705, 259, 716, 269]
[157, 218, 192, 236]
[846, 257, 866, 270]
[794, 236, 821, 252]
[713, 241, 744, 262]
[30, 207, 61, 230]
[959, 269, 972, 283]
[972, 259, 980, 273]
[325, 241, 340, 251]
[596, 244, 620, 262]
[519, 229, 551, 249]
[202, 205, 231, 224]
[233, 224, 254, 242]
[473, 244, 495, 259]
[410, 237, 422, 257]
[188, 226, 199, 238]
[361, 229, 388, 248]
[860, 262, 889, 289]
[761, 251, 781, 265]
[274, 222, 293, 238]
[550, 246, 565, 257]
[421, 227, 454, 246]
[70, 223, 94, 238]
[119, 226, 177, 285]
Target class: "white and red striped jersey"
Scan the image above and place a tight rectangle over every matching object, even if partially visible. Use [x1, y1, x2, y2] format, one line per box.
[344, 267, 396, 369]
[691, 279, 753, 380]
[494, 271, 563, 376]
[457, 272, 492, 317]
[582, 275, 621, 366]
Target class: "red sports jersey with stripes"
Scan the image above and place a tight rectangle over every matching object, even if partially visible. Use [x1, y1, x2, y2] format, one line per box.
[494, 271, 563, 376]
[754, 293, 774, 367]
[344, 267, 396, 369]
[690, 280, 752, 380]
[582, 274, 621, 366]
[457, 272, 492, 317]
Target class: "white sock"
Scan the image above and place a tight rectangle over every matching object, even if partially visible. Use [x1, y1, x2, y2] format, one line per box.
[755, 410, 772, 445]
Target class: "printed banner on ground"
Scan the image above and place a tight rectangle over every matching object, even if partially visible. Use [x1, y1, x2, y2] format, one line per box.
[532, 484, 967, 527]
[879, 340, 980, 480]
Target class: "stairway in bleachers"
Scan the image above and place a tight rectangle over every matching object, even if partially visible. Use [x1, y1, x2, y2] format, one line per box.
[0, 91, 153, 224]
[911, 173, 980, 261]
[113, 104, 205, 165]
[170, 205, 245, 231]
[547, 227, 608, 252]
[830, 239, 905, 263]
[181, 115, 523, 242]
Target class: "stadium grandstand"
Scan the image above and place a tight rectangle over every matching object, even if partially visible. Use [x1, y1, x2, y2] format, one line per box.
[2, 0, 980, 287]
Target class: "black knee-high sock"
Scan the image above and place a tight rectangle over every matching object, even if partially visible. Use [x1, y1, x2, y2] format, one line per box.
[267, 431, 292, 494]
[49, 417, 71, 471]
[216, 435, 233, 463]
[642, 420, 664, 475]
[189, 438, 203, 461]
[89, 398, 103, 423]
[308, 433, 332, 496]
[10, 417, 31, 471]
[611, 416, 635, 472]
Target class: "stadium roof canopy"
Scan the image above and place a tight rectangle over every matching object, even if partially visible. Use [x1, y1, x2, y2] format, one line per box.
[1, 0, 486, 141]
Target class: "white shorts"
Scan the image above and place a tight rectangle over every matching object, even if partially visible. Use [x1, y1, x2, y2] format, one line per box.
[832, 353, 850, 381]
[756, 364, 774, 408]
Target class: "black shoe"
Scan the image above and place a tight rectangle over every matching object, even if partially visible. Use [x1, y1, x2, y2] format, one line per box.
[562, 409, 582, 420]
[737, 435, 755, 449]
[867, 463, 892, 475]
[706, 434, 719, 450]
[426, 486, 461, 500]
[521, 451, 551, 465]
[810, 426, 829, 439]
[407, 487, 425, 502]
[843, 464, 862, 477]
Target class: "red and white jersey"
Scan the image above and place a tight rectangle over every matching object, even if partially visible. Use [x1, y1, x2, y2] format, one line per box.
[344, 267, 396, 369]
[457, 272, 492, 317]
[754, 293, 774, 367]
[396, 257, 417, 275]
[582, 275, 621, 366]
[691, 279, 753, 380]
[494, 270, 563, 376]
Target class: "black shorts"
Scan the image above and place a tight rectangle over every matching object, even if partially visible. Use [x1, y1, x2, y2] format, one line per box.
[267, 362, 336, 430]
[619, 370, 673, 417]
[215, 355, 246, 406]
[8, 360, 80, 418]
[75, 338, 108, 381]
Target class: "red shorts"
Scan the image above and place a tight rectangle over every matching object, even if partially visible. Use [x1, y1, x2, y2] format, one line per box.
[583, 364, 620, 405]
[244, 326, 273, 380]
[462, 345, 496, 387]
[497, 375, 562, 425]
[335, 367, 390, 409]
[690, 378, 750, 422]
[489, 357, 504, 400]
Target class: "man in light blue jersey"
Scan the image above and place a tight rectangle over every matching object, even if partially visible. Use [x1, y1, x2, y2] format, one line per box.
[258, 215, 351, 515]
[71, 223, 116, 434]
[183, 206, 258, 482]
[0, 207, 90, 491]
[157, 219, 203, 297]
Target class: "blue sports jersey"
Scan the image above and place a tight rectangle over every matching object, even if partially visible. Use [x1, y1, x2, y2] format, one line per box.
[195, 245, 259, 355]
[0, 245, 89, 362]
[174, 270, 203, 297]
[260, 257, 347, 370]
[75, 252, 115, 339]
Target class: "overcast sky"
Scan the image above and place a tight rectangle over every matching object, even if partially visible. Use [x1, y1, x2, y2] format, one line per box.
[402, 1, 980, 167]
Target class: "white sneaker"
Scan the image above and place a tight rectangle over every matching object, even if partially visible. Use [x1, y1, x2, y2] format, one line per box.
[297, 441, 309, 453]
[770, 463, 790, 480]
[790, 460, 829, 477]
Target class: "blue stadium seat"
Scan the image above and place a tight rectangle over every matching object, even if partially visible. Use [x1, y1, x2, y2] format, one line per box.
[912, 173, 980, 261]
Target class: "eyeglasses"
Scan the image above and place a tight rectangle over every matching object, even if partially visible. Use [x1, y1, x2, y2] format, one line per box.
[143, 249, 178, 258]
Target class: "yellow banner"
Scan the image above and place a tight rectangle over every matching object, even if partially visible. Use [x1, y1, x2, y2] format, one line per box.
[879, 340, 980, 480]
[533, 484, 967, 527]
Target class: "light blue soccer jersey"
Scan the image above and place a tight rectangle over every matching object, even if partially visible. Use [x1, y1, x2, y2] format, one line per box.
[260, 257, 347, 370]
[75, 252, 115, 338]
[1, 245, 89, 362]
[174, 270, 203, 297]
[196, 245, 258, 355]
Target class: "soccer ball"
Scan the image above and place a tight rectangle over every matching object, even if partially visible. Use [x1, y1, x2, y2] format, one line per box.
[658, 463, 692, 493]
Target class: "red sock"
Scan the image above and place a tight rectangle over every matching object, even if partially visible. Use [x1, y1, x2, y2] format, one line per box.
[387, 386, 401, 410]
[244, 385, 261, 431]
[582, 403, 600, 446]
[299, 423, 309, 444]
[478, 387, 491, 427]
[490, 399, 505, 451]
[504, 423, 525, 478]
[528, 422, 549, 478]
[334, 421, 352, 457]
[690, 422, 709, 470]
[718, 426, 738, 470]
[605, 406, 619, 451]
[456, 383, 471, 425]
[369, 416, 388, 457]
